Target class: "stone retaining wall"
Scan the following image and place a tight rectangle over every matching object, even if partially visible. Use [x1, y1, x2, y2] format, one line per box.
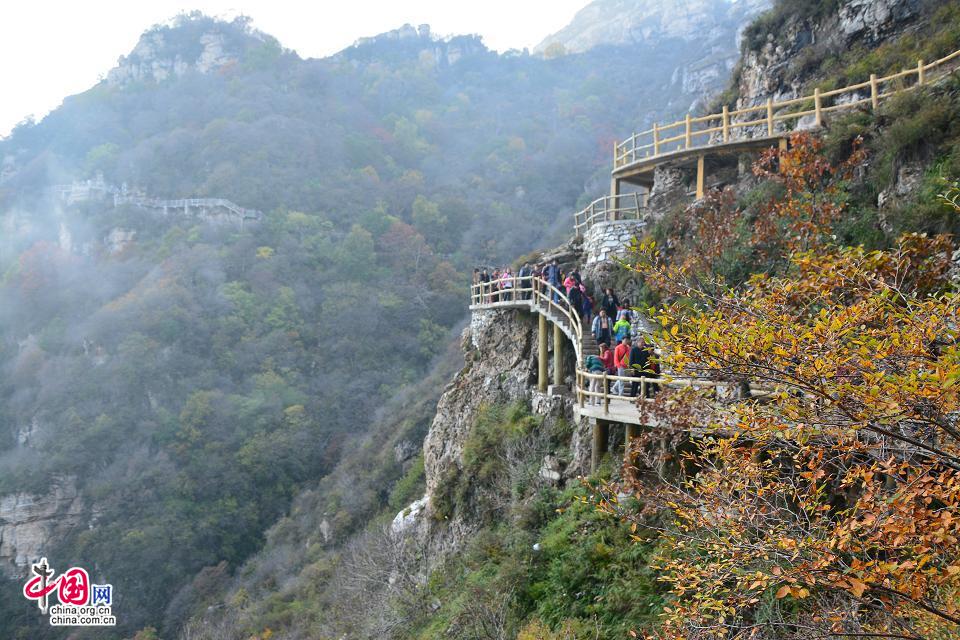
[583, 220, 647, 264]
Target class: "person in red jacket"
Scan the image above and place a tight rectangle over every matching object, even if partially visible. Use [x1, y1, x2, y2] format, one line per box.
[612, 336, 631, 396]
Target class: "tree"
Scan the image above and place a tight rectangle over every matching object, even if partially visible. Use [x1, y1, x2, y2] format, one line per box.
[594, 137, 960, 640]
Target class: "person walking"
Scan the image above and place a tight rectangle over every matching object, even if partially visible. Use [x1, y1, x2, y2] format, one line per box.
[545, 259, 562, 302]
[500, 268, 514, 301]
[612, 336, 631, 396]
[518, 262, 532, 299]
[592, 309, 613, 347]
[599, 340, 616, 395]
[584, 346, 607, 406]
[601, 288, 619, 319]
[629, 337, 652, 398]
[613, 313, 632, 345]
[580, 285, 593, 323]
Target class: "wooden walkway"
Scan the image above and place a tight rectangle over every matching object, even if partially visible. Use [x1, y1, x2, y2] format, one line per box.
[567, 48, 960, 236]
[470, 278, 725, 428]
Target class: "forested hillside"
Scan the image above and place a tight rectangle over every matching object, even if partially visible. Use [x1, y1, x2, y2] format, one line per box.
[0, 5, 758, 638]
[172, 1, 960, 639]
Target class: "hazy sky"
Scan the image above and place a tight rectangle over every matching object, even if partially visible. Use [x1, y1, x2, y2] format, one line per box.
[0, 0, 591, 137]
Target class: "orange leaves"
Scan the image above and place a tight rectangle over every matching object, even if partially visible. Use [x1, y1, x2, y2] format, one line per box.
[611, 137, 960, 639]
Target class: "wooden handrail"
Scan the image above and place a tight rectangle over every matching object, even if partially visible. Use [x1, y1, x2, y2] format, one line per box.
[613, 49, 960, 169]
[573, 194, 647, 236]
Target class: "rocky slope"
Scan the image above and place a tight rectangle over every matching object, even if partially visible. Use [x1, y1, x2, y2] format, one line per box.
[536, 0, 771, 109]
[0, 477, 88, 574]
[733, 0, 927, 109]
[106, 15, 284, 86]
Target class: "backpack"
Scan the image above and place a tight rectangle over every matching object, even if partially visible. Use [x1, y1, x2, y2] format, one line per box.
[584, 355, 604, 372]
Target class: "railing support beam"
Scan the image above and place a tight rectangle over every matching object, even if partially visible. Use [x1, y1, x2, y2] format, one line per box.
[696, 155, 705, 199]
[814, 88, 822, 127]
[553, 323, 564, 387]
[592, 419, 610, 473]
[538, 314, 548, 392]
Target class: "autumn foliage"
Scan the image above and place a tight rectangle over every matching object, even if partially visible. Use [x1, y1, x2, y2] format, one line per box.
[600, 134, 960, 639]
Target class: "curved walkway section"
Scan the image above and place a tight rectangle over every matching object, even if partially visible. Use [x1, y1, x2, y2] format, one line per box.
[573, 194, 647, 237]
[470, 277, 776, 426]
[470, 277, 697, 425]
[613, 49, 960, 173]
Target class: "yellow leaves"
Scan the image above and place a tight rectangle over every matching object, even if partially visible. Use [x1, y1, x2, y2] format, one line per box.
[775, 584, 811, 599]
[846, 577, 869, 598]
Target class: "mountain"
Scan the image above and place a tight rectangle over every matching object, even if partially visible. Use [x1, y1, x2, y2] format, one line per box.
[0, 9, 770, 639]
[176, 0, 960, 639]
[535, 0, 771, 54]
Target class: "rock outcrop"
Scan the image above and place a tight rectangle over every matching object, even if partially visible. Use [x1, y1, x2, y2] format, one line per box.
[106, 17, 279, 87]
[412, 308, 591, 557]
[734, 0, 922, 112]
[536, 0, 771, 112]
[536, 0, 770, 55]
[0, 477, 86, 576]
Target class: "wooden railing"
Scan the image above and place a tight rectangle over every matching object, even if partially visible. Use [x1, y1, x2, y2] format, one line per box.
[470, 276, 583, 365]
[573, 193, 647, 237]
[614, 48, 960, 169]
[114, 195, 263, 221]
[470, 277, 776, 422]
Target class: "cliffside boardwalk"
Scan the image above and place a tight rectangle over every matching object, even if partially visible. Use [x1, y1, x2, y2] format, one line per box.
[470, 277, 754, 469]
[574, 48, 960, 237]
[479, 49, 960, 470]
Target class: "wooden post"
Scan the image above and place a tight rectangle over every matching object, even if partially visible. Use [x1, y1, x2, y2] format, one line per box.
[578, 371, 584, 407]
[696, 155, 705, 199]
[814, 88, 822, 127]
[613, 140, 619, 168]
[917, 59, 925, 86]
[625, 423, 641, 465]
[553, 323, 564, 387]
[722, 105, 730, 143]
[611, 175, 620, 199]
[592, 419, 609, 473]
[602, 371, 609, 413]
[538, 314, 548, 392]
[766, 98, 774, 136]
[870, 74, 879, 110]
[653, 123, 660, 156]
[779, 138, 788, 152]
[685, 114, 692, 149]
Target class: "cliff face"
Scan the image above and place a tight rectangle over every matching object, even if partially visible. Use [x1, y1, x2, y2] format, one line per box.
[416, 307, 593, 556]
[734, 0, 923, 109]
[106, 16, 283, 87]
[537, 0, 770, 54]
[0, 477, 87, 576]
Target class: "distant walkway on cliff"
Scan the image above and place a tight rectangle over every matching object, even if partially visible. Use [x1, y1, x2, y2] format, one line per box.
[574, 48, 960, 238]
[54, 174, 262, 227]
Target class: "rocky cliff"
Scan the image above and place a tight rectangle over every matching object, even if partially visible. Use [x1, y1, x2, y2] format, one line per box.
[414, 306, 594, 557]
[537, 0, 770, 54]
[732, 0, 924, 110]
[106, 15, 284, 86]
[536, 0, 771, 109]
[0, 477, 88, 576]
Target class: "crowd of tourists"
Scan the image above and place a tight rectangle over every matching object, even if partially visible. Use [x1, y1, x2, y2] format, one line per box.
[472, 261, 660, 402]
[472, 259, 594, 320]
